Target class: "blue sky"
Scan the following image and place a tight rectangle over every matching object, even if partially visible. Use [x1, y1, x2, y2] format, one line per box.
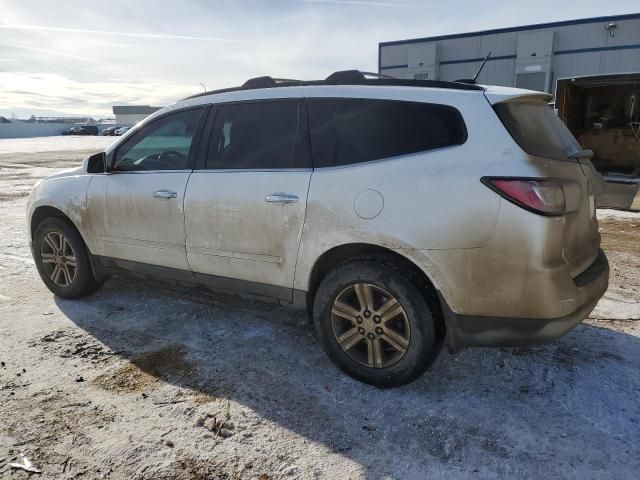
[0, 0, 637, 118]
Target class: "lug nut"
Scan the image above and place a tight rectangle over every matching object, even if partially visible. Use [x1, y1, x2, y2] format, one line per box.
[358, 327, 365, 335]
[363, 310, 371, 318]
[356, 316, 363, 324]
[375, 327, 383, 335]
[373, 316, 381, 323]
[367, 333, 375, 340]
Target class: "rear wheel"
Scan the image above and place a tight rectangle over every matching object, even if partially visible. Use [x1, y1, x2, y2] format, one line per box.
[313, 258, 440, 387]
[33, 217, 102, 299]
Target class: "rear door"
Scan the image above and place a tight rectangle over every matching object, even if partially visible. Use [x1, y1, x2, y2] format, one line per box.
[183, 99, 311, 299]
[490, 96, 601, 275]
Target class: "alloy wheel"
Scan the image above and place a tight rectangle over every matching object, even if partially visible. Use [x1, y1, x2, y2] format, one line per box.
[40, 231, 77, 287]
[331, 283, 411, 369]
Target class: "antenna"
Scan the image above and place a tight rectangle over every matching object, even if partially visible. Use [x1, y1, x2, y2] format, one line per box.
[455, 51, 492, 84]
[472, 51, 492, 83]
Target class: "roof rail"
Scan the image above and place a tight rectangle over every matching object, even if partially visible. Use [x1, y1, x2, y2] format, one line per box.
[184, 69, 484, 99]
[242, 76, 301, 88]
[325, 70, 366, 82]
[326, 70, 396, 82]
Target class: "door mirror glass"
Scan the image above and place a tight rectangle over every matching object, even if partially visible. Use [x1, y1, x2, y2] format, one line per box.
[86, 152, 106, 173]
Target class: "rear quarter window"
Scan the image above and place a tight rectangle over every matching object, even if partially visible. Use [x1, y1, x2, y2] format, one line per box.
[308, 98, 466, 168]
[494, 102, 581, 161]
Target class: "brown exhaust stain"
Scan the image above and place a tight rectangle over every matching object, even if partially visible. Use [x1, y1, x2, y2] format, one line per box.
[93, 344, 195, 394]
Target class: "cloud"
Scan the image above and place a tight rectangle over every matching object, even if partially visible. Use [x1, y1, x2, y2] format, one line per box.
[0, 0, 637, 117]
[296, 0, 437, 7]
[0, 24, 255, 44]
[9, 43, 92, 62]
[0, 72, 198, 117]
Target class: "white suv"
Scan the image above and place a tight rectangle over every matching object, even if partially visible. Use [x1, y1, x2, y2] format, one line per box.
[27, 71, 608, 386]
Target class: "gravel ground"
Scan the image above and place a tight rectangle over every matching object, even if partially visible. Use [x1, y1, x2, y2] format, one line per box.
[0, 137, 639, 480]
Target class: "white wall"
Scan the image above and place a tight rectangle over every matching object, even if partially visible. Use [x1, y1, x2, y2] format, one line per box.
[114, 113, 149, 125]
[0, 123, 70, 139]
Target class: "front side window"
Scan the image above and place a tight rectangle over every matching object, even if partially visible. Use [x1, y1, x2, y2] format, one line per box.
[308, 98, 466, 168]
[206, 101, 303, 169]
[114, 108, 204, 171]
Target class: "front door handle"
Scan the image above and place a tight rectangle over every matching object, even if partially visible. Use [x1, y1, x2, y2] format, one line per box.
[265, 193, 299, 204]
[153, 190, 177, 200]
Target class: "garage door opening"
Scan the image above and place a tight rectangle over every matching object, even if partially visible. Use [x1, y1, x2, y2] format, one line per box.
[556, 73, 640, 210]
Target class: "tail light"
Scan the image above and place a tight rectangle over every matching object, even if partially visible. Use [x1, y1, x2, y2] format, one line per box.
[481, 177, 567, 216]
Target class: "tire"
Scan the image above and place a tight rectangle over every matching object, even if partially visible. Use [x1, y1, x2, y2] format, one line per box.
[33, 217, 102, 299]
[313, 258, 441, 387]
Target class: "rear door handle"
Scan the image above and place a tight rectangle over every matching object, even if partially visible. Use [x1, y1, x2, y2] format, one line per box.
[265, 193, 299, 204]
[153, 190, 177, 200]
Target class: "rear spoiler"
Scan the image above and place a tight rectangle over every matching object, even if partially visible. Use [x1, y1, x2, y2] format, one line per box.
[483, 86, 553, 105]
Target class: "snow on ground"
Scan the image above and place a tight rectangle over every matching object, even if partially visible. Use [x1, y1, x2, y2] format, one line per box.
[0, 138, 639, 479]
[598, 209, 640, 221]
[0, 136, 115, 155]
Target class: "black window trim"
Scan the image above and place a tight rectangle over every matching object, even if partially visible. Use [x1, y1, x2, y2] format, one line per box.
[306, 97, 468, 170]
[108, 104, 210, 174]
[194, 97, 312, 172]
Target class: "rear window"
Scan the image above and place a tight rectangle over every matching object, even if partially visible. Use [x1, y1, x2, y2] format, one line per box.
[494, 102, 581, 161]
[308, 99, 466, 168]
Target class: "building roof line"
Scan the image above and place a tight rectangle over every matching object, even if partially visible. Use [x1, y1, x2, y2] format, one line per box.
[379, 12, 640, 47]
[380, 43, 640, 70]
[112, 105, 162, 114]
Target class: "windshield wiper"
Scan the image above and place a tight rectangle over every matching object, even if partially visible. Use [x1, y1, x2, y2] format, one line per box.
[568, 149, 594, 160]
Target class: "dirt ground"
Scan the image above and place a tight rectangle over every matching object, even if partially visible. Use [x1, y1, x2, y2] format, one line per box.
[1, 137, 639, 480]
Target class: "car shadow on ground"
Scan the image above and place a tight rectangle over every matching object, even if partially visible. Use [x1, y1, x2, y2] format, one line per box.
[55, 275, 640, 479]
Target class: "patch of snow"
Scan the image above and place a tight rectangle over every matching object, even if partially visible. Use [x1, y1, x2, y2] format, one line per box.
[597, 208, 640, 220]
[591, 292, 640, 320]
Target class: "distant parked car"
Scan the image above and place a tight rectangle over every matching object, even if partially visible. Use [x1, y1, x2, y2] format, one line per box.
[61, 127, 81, 135]
[101, 127, 118, 136]
[113, 126, 130, 136]
[62, 125, 99, 136]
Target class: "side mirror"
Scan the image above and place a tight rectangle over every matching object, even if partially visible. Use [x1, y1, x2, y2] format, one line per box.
[86, 152, 106, 173]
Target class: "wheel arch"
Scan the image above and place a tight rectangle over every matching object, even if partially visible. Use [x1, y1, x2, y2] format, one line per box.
[305, 243, 445, 341]
[31, 206, 87, 248]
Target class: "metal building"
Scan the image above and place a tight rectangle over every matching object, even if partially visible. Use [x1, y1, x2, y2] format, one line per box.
[378, 13, 640, 92]
[112, 105, 162, 126]
[379, 13, 640, 210]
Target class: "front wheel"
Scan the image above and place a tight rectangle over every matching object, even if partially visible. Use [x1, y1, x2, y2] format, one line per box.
[33, 217, 102, 299]
[313, 258, 441, 387]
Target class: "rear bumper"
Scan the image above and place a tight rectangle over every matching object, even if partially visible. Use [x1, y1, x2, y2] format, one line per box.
[442, 249, 609, 352]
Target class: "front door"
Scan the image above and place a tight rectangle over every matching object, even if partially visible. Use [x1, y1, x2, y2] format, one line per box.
[184, 100, 311, 299]
[87, 107, 206, 271]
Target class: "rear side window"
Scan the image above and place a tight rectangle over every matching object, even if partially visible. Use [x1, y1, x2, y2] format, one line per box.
[308, 98, 466, 168]
[206, 101, 305, 169]
[494, 102, 581, 161]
